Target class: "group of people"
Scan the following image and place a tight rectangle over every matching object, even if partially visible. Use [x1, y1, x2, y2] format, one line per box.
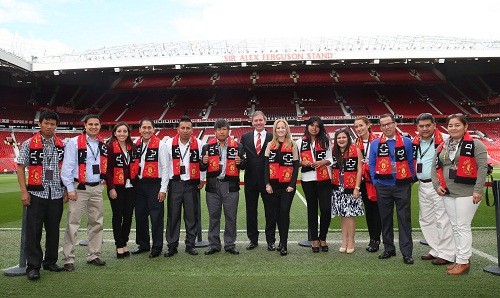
[17, 110, 488, 281]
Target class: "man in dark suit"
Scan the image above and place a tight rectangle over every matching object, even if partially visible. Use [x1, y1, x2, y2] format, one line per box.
[240, 111, 276, 251]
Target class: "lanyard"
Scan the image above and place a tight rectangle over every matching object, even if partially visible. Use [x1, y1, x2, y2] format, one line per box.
[43, 139, 54, 167]
[446, 139, 463, 165]
[139, 140, 149, 160]
[86, 140, 99, 162]
[417, 138, 434, 160]
[180, 144, 190, 164]
[362, 140, 369, 158]
[119, 144, 130, 166]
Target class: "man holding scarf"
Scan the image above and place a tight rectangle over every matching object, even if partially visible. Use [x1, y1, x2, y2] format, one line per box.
[200, 119, 246, 255]
[413, 113, 454, 266]
[369, 114, 415, 265]
[164, 116, 204, 257]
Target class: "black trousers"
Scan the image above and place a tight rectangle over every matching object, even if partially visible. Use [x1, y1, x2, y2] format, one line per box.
[270, 184, 295, 248]
[166, 180, 198, 249]
[135, 181, 164, 252]
[375, 183, 413, 257]
[244, 185, 276, 244]
[109, 186, 136, 248]
[25, 194, 63, 271]
[302, 181, 332, 241]
[361, 182, 381, 242]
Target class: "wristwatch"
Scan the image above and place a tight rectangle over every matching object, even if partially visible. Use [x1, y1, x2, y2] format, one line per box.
[355, 186, 361, 190]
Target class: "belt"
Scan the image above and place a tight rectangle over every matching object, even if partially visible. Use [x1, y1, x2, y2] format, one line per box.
[74, 179, 101, 186]
[419, 179, 432, 183]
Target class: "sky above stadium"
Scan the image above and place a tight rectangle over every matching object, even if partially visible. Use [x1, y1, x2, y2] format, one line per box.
[1, 0, 499, 58]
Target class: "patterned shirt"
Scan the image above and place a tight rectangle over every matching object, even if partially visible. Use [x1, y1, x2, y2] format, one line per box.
[17, 135, 65, 199]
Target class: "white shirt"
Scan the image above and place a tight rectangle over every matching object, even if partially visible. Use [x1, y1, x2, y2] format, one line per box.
[254, 130, 267, 148]
[296, 138, 333, 182]
[164, 137, 205, 182]
[137, 137, 169, 193]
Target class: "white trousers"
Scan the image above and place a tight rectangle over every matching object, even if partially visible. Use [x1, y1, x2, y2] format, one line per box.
[418, 181, 455, 261]
[443, 195, 479, 264]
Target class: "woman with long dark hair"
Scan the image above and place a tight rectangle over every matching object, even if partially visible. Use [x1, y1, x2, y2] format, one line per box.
[431, 114, 488, 275]
[353, 116, 381, 253]
[331, 128, 363, 254]
[297, 116, 333, 252]
[106, 122, 138, 258]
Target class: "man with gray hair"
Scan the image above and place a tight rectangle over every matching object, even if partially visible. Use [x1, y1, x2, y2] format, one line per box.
[201, 119, 246, 255]
[240, 111, 275, 250]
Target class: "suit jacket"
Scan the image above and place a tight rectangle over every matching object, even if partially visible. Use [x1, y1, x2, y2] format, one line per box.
[240, 130, 272, 189]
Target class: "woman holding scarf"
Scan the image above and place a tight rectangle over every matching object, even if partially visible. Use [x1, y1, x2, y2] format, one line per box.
[264, 119, 300, 256]
[106, 122, 138, 258]
[297, 116, 333, 253]
[431, 114, 488, 275]
[354, 116, 381, 253]
[331, 128, 363, 254]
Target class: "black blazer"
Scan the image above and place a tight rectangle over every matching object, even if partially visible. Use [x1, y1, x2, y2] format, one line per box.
[240, 130, 272, 189]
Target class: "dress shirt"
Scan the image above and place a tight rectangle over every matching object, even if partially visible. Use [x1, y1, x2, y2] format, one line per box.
[138, 138, 170, 193]
[61, 134, 103, 193]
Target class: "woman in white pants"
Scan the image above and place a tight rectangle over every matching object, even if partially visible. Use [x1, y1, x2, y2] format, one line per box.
[431, 114, 488, 275]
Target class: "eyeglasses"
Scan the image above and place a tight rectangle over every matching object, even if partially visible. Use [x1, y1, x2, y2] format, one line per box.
[380, 122, 395, 128]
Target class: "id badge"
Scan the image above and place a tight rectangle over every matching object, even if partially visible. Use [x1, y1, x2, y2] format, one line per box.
[391, 162, 397, 173]
[92, 164, 100, 175]
[339, 173, 344, 185]
[125, 179, 133, 188]
[416, 163, 423, 174]
[449, 169, 457, 179]
[44, 169, 54, 181]
[180, 165, 186, 175]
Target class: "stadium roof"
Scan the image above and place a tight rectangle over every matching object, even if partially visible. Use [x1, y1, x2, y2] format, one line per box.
[2, 36, 500, 72]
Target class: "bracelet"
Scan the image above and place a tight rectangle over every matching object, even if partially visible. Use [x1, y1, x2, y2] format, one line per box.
[355, 186, 360, 190]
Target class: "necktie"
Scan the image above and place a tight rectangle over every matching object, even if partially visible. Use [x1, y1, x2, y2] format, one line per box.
[256, 132, 262, 155]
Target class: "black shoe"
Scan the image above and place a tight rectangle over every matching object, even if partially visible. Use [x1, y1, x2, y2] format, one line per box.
[225, 247, 240, 255]
[378, 251, 396, 259]
[87, 258, 106, 266]
[117, 252, 127, 259]
[204, 247, 221, 255]
[43, 264, 63, 272]
[149, 250, 162, 258]
[403, 256, 415, 265]
[27, 269, 40, 280]
[312, 246, 320, 253]
[277, 243, 283, 252]
[123, 251, 130, 257]
[63, 263, 75, 272]
[320, 245, 329, 252]
[267, 243, 276, 251]
[366, 240, 380, 253]
[164, 247, 178, 258]
[185, 247, 199, 255]
[131, 247, 150, 255]
[280, 246, 288, 256]
[246, 242, 258, 250]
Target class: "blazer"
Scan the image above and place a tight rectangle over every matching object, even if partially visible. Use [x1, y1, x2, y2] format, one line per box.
[240, 130, 272, 189]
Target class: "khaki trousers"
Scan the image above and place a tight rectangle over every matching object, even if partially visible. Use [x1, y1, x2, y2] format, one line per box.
[62, 183, 104, 263]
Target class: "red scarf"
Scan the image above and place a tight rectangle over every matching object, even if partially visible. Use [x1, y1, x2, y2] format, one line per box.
[412, 129, 444, 161]
[77, 134, 107, 190]
[331, 144, 358, 193]
[299, 137, 330, 183]
[355, 133, 378, 200]
[269, 141, 294, 183]
[206, 137, 240, 181]
[171, 135, 200, 183]
[375, 133, 413, 185]
[135, 135, 161, 181]
[111, 140, 137, 186]
[436, 132, 477, 193]
[27, 133, 64, 191]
